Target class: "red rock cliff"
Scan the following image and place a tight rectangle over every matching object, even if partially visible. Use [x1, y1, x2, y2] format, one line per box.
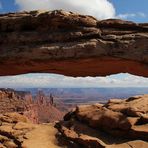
[0, 89, 64, 123]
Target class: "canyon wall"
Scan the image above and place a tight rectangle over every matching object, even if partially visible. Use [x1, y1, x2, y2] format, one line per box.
[0, 89, 64, 123]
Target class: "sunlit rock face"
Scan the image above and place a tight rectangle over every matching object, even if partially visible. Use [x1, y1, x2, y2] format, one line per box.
[0, 10, 148, 77]
[56, 95, 148, 147]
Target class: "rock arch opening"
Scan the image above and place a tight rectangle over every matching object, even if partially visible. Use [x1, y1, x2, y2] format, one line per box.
[0, 72, 147, 88]
[0, 72, 147, 123]
[0, 72, 147, 96]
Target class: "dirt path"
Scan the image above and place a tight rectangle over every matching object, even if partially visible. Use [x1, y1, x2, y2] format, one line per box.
[22, 123, 61, 148]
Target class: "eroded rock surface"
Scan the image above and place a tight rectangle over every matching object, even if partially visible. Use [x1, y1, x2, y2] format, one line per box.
[56, 95, 148, 148]
[0, 112, 61, 148]
[0, 10, 148, 77]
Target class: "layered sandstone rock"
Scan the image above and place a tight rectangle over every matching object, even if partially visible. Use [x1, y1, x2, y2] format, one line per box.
[56, 95, 148, 148]
[0, 10, 148, 77]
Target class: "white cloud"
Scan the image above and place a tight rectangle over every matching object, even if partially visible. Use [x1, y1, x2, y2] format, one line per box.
[15, 0, 116, 19]
[0, 73, 147, 88]
[117, 12, 146, 19]
[137, 12, 146, 18]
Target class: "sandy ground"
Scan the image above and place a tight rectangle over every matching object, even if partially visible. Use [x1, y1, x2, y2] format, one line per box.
[22, 123, 61, 148]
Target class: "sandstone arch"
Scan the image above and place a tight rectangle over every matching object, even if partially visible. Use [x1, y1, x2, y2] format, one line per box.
[0, 10, 148, 77]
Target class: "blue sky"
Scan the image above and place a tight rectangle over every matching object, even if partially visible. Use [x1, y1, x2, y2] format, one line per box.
[0, 0, 18, 12]
[0, 0, 147, 88]
[111, 0, 148, 22]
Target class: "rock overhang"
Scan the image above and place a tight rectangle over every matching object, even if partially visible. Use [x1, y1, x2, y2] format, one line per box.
[0, 10, 148, 77]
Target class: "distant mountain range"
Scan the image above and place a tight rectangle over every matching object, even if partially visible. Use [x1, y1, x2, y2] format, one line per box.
[16, 87, 148, 105]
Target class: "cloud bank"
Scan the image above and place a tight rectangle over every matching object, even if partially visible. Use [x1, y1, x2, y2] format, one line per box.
[0, 73, 147, 88]
[15, 0, 116, 19]
[15, 0, 147, 21]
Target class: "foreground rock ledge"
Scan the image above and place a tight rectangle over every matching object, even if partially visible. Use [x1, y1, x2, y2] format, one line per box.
[0, 112, 60, 148]
[56, 94, 148, 148]
[0, 10, 148, 77]
[0, 95, 148, 148]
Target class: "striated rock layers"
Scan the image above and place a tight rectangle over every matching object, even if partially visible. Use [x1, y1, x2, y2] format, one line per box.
[0, 10, 148, 77]
[56, 95, 148, 148]
[0, 89, 64, 124]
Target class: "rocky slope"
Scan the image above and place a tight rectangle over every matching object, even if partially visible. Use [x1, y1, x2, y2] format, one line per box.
[0, 10, 148, 77]
[0, 94, 147, 148]
[0, 89, 64, 124]
[56, 94, 148, 148]
[0, 112, 61, 148]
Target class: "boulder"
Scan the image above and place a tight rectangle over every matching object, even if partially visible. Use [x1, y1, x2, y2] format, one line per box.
[56, 95, 148, 147]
